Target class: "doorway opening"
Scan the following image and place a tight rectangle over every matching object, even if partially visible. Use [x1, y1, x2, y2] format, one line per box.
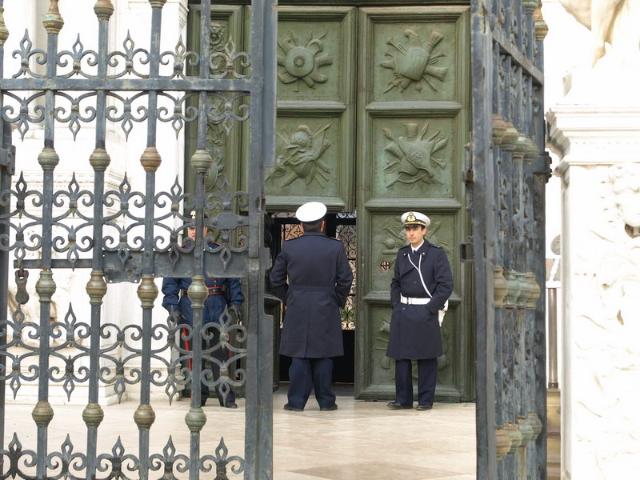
[267, 212, 357, 387]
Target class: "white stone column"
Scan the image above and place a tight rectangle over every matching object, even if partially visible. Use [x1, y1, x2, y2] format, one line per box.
[548, 104, 640, 479]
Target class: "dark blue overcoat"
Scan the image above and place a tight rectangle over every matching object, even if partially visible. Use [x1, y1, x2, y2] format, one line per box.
[161, 276, 243, 325]
[269, 232, 353, 358]
[386, 241, 453, 360]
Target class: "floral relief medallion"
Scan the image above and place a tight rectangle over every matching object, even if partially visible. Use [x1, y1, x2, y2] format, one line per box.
[267, 123, 332, 188]
[277, 31, 333, 91]
[380, 29, 448, 93]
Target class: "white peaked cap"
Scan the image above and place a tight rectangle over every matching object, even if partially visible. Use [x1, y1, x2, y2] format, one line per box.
[295, 201, 327, 222]
[401, 211, 431, 227]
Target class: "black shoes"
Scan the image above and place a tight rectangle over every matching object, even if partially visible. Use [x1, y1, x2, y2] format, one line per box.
[416, 403, 433, 411]
[283, 403, 304, 412]
[200, 394, 238, 409]
[320, 404, 338, 411]
[386, 401, 413, 410]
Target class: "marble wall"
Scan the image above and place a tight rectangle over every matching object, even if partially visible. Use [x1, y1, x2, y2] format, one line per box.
[544, 0, 640, 477]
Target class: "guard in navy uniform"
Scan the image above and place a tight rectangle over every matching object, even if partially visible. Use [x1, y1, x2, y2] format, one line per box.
[387, 211, 453, 410]
[162, 213, 244, 408]
[270, 202, 353, 411]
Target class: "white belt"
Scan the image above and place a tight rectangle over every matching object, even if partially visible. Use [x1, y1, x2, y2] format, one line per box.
[400, 295, 430, 305]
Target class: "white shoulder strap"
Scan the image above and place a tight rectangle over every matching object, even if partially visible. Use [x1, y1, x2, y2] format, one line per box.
[408, 254, 432, 298]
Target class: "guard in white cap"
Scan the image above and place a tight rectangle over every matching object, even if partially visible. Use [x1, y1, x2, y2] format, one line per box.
[386, 211, 453, 411]
[270, 202, 353, 412]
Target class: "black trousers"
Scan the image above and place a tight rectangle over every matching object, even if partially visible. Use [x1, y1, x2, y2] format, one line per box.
[287, 357, 335, 409]
[394, 358, 437, 406]
[181, 325, 236, 406]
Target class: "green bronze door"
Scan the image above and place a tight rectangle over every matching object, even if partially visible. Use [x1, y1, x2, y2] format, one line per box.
[266, 6, 356, 211]
[188, 3, 473, 402]
[354, 7, 471, 401]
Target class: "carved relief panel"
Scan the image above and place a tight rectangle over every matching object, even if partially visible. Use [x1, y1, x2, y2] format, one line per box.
[370, 116, 460, 200]
[186, 6, 244, 196]
[363, 9, 466, 105]
[264, 7, 355, 210]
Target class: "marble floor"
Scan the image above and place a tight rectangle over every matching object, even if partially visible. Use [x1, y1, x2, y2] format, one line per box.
[3, 388, 476, 479]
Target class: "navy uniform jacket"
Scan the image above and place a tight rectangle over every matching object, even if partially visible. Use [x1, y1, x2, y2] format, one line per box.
[161, 276, 243, 325]
[386, 241, 453, 360]
[270, 232, 353, 358]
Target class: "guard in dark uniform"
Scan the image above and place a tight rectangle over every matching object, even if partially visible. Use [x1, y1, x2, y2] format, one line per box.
[162, 213, 244, 408]
[386, 211, 453, 410]
[270, 201, 353, 411]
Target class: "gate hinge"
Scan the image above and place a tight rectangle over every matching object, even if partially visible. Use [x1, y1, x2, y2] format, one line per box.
[0, 145, 16, 175]
[460, 241, 474, 262]
[464, 168, 474, 184]
[463, 142, 473, 184]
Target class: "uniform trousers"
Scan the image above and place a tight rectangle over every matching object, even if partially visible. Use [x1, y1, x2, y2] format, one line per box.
[287, 357, 335, 409]
[395, 358, 437, 406]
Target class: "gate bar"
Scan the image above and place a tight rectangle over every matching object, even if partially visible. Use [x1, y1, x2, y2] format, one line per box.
[245, 1, 277, 479]
[84, 1, 114, 479]
[0, 0, 9, 461]
[33, 3, 65, 478]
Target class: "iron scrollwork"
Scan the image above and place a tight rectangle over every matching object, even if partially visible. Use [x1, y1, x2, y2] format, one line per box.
[0, 0, 276, 478]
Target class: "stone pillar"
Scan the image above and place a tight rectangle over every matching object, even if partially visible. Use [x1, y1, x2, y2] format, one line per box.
[548, 103, 640, 478]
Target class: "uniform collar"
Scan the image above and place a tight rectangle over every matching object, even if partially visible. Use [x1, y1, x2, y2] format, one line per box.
[410, 240, 425, 253]
[302, 231, 326, 237]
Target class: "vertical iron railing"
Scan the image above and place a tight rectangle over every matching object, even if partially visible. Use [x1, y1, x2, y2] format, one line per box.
[0, 0, 277, 478]
[245, 1, 276, 479]
[472, 0, 547, 478]
[0, 0, 10, 468]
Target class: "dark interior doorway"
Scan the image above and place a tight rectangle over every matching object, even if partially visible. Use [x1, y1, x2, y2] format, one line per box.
[266, 213, 357, 387]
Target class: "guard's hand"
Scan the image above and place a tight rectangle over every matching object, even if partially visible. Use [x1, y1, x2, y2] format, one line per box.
[229, 304, 243, 325]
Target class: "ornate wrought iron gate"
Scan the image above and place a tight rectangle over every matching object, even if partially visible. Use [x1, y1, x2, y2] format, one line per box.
[0, 0, 276, 478]
[471, 0, 549, 478]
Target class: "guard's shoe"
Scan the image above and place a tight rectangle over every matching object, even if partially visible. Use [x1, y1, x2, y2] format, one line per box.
[416, 403, 433, 411]
[200, 396, 208, 407]
[386, 401, 412, 410]
[320, 404, 338, 411]
[223, 401, 238, 409]
[283, 403, 304, 412]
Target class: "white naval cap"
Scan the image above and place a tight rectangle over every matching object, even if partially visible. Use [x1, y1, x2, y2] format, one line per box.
[295, 201, 327, 223]
[401, 211, 430, 227]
